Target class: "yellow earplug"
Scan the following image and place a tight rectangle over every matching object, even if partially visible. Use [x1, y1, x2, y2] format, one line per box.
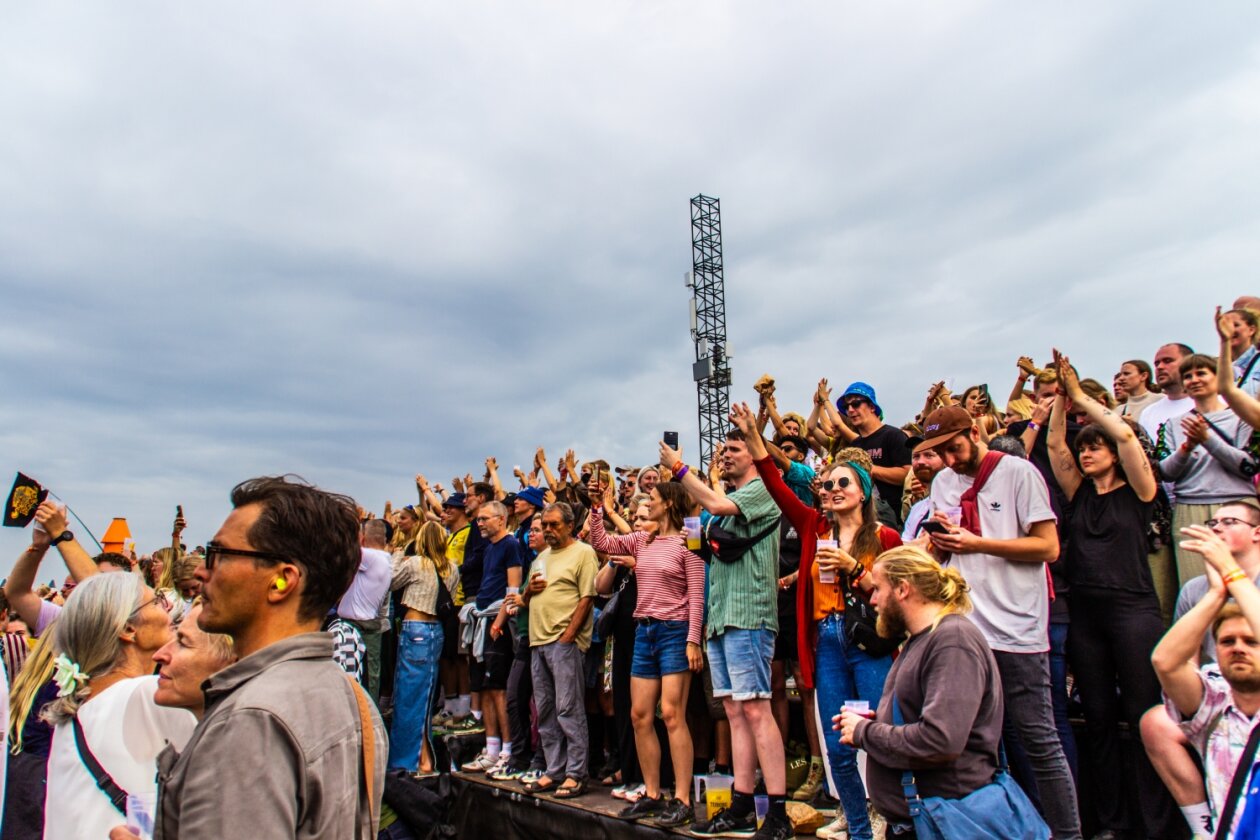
[275, 578, 287, 591]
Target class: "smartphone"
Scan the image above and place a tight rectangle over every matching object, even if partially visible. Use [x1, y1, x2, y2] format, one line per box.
[176, 504, 184, 517]
[920, 520, 951, 535]
[664, 431, 679, 449]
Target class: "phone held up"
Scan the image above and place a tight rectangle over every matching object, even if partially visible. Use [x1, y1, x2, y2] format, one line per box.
[664, 431, 679, 449]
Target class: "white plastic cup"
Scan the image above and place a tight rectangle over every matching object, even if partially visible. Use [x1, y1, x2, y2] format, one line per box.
[684, 516, 702, 551]
[126, 793, 157, 840]
[843, 699, 870, 715]
[816, 539, 838, 584]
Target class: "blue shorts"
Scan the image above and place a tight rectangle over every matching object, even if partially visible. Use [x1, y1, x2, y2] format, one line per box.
[707, 626, 775, 701]
[631, 619, 691, 679]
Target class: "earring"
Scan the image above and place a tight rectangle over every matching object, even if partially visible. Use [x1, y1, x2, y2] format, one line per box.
[275, 578, 287, 591]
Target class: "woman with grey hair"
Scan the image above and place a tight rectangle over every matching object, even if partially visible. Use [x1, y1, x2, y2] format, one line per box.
[42, 572, 195, 840]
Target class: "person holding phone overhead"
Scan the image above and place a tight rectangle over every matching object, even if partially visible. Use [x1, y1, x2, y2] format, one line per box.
[586, 474, 703, 828]
[729, 402, 901, 840]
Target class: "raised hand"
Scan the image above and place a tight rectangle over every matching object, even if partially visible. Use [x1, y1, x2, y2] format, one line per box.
[1017, 356, 1039, 377]
[485, 457, 498, 473]
[1217, 305, 1236, 343]
[729, 401, 758, 436]
[1052, 349, 1083, 400]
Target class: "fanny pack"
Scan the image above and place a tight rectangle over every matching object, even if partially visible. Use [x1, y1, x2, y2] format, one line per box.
[702, 516, 782, 564]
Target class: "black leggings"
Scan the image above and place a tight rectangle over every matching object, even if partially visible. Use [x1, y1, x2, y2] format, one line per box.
[1067, 588, 1180, 837]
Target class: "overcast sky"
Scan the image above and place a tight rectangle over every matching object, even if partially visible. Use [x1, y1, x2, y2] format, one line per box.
[3, 3, 1259, 578]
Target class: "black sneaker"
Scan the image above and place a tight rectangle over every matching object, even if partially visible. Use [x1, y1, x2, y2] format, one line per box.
[653, 798, 693, 828]
[619, 795, 665, 820]
[690, 807, 756, 837]
[750, 812, 792, 840]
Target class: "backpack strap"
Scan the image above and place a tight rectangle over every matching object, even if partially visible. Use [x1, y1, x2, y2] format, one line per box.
[345, 675, 378, 839]
[1215, 722, 1260, 840]
[72, 715, 129, 815]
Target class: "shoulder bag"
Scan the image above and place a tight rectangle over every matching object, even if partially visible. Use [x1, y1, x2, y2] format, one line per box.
[72, 715, 129, 815]
[430, 557, 459, 659]
[1213, 721, 1260, 840]
[891, 694, 1049, 840]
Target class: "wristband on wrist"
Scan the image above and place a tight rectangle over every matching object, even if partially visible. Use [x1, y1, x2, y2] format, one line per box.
[1223, 568, 1248, 586]
[673, 464, 690, 481]
[1028, 421, 1041, 431]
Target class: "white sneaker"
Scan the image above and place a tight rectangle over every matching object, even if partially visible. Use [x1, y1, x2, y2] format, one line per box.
[485, 754, 512, 777]
[816, 814, 849, 840]
[621, 783, 647, 803]
[459, 751, 494, 772]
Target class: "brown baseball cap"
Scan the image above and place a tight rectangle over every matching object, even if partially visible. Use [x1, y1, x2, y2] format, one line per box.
[914, 406, 975, 453]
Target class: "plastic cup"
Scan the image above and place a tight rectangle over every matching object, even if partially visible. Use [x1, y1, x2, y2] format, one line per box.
[705, 774, 733, 819]
[843, 699, 870, 715]
[532, 561, 546, 582]
[684, 516, 702, 551]
[816, 539, 838, 584]
[126, 793, 156, 840]
[754, 794, 770, 829]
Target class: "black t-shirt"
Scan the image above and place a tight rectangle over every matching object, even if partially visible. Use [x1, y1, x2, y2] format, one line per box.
[1066, 481, 1155, 595]
[462, 525, 488, 602]
[851, 425, 912, 513]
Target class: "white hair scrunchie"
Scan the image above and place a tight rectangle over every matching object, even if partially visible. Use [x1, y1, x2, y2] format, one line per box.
[52, 653, 90, 698]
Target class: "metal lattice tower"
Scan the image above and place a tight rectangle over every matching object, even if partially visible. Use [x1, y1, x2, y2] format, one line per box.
[686, 194, 732, 471]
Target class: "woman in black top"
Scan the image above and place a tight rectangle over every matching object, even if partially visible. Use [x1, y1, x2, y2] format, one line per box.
[1048, 351, 1178, 838]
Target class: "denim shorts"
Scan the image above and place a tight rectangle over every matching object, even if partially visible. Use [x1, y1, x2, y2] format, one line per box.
[707, 626, 775, 700]
[631, 619, 691, 679]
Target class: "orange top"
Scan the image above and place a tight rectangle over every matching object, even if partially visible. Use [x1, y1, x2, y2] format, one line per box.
[811, 526, 902, 621]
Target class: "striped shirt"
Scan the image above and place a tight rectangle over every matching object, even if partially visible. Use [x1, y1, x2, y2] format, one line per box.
[589, 513, 706, 645]
[391, 552, 460, 616]
[706, 477, 781, 638]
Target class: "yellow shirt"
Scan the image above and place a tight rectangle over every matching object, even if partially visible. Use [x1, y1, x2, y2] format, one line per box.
[527, 542, 598, 651]
[446, 525, 470, 606]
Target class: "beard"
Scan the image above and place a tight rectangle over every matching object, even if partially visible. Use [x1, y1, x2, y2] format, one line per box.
[876, 599, 907, 640]
[1223, 662, 1260, 693]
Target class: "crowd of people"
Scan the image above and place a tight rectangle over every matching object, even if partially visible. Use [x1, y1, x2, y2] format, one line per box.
[5, 297, 1260, 839]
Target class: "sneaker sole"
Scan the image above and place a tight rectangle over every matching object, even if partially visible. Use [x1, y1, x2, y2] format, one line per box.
[690, 828, 755, 838]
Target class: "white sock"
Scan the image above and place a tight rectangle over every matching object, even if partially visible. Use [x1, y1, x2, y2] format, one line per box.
[501, 742, 512, 758]
[443, 695, 457, 713]
[471, 709, 483, 721]
[486, 737, 501, 758]
[1180, 802, 1214, 838]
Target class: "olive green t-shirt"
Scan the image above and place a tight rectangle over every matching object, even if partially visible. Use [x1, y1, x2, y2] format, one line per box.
[527, 541, 599, 651]
[707, 477, 780, 639]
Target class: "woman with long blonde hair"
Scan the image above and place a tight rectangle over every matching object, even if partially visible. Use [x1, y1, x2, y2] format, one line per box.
[388, 520, 460, 774]
[4, 623, 60, 839]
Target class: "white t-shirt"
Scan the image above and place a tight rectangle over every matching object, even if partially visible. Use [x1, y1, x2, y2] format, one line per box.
[1140, 396, 1194, 444]
[44, 675, 195, 840]
[929, 457, 1058, 654]
[338, 547, 393, 622]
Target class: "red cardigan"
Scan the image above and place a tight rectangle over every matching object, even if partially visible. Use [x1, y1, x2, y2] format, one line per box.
[753, 456, 901, 690]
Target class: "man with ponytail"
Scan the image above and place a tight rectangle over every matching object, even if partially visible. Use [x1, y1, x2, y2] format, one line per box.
[836, 545, 1004, 833]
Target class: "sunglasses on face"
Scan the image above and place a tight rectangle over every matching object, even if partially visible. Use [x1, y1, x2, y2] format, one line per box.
[204, 541, 289, 571]
[843, 399, 868, 410]
[821, 477, 854, 492]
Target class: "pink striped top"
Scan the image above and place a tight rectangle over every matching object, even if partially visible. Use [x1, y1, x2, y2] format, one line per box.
[589, 511, 706, 645]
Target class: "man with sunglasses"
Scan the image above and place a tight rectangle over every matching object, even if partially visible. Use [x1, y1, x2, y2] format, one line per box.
[837, 382, 912, 526]
[151, 476, 386, 840]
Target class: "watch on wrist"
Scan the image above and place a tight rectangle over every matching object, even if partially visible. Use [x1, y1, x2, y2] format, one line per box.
[50, 530, 74, 546]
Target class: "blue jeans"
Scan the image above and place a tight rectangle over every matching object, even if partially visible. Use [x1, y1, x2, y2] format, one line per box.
[631, 619, 691, 678]
[1047, 622, 1078, 783]
[814, 613, 892, 840]
[388, 620, 444, 772]
[708, 626, 775, 700]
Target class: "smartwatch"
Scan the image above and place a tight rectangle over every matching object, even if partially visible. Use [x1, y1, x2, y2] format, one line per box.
[50, 530, 74, 547]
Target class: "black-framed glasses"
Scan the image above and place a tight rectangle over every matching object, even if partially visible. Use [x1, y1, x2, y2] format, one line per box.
[204, 541, 289, 570]
[1207, 517, 1259, 529]
[130, 590, 171, 617]
[474, 514, 502, 523]
[821, 477, 853, 492]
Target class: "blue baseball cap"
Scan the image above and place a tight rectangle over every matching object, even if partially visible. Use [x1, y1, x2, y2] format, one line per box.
[442, 492, 467, 509]
[840, 382, 884, 420]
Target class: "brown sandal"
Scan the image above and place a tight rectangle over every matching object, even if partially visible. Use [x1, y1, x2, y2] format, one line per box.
[552, 778, 587, 799]
[523, 776, 557, 794]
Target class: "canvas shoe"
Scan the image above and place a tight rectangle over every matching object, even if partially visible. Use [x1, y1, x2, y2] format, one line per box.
[815, 814, 848, 840]
[791, 759, 825, 801]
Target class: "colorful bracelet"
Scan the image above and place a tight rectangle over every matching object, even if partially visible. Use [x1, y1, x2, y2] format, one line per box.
[1028, 421, 1041, 431]
[673, 464, 690, 481]
[1223, 568, 1248, 586]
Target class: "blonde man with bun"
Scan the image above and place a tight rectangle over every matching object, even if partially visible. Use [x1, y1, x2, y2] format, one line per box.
[835, 545, 1006, 834]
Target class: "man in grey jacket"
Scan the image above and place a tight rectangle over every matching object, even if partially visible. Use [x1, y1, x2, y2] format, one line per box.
[146, 476, 387, 839]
